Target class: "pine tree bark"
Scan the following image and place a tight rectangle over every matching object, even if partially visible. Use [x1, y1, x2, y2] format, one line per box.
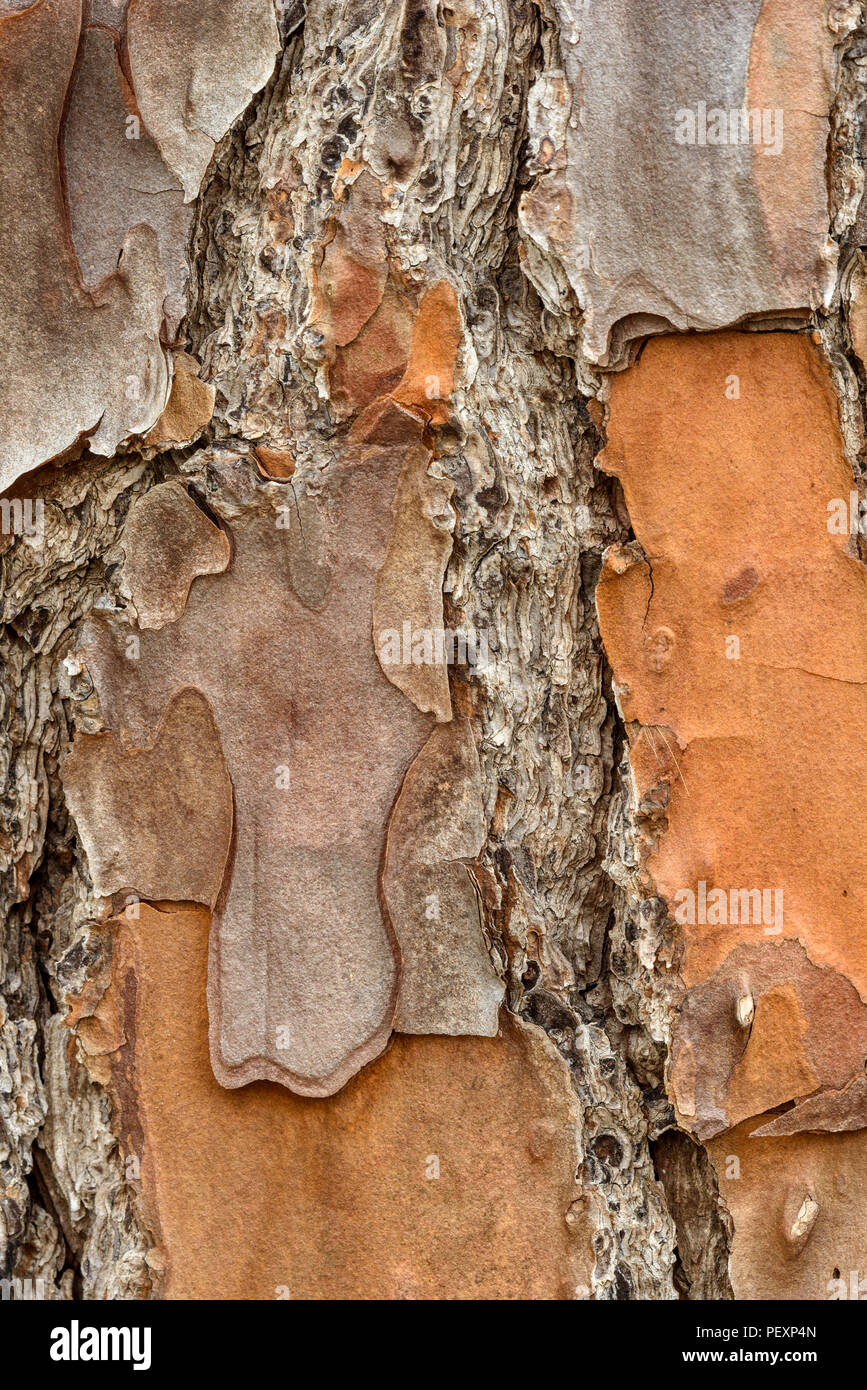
[1, 0, 865, 1301]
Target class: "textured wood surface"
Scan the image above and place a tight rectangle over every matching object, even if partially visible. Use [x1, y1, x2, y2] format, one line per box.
[0, 0, 865, 1302]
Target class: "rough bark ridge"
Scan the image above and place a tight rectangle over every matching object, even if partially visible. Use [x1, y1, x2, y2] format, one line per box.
[0, 0, 864, 1300]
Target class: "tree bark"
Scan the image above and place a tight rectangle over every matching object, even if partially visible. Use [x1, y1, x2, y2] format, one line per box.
[0, 0, 864, 1301]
